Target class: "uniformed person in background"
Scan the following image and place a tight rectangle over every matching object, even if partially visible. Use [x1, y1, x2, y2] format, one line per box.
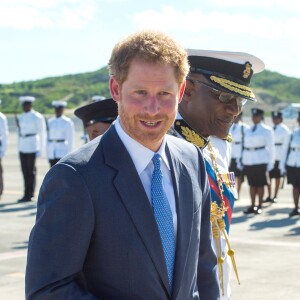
[16, 96, 47, 203]
[172, 49, 265, 299]
[0, 99, 9, 198]
[229, 112, 249, 198]
[74, 97, 118, 141]
[242, 108, 275, 214]
[46, 100, 74, 167]
[264, 111, 290, 204]
[279, 111, 300, 217]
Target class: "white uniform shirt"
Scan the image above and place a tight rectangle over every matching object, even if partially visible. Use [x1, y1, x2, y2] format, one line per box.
[242, 122, 275, 170]
[17, 110, 47, 154]
[0, 112, 9, 158]
[46, 115, 74, 160]
[280, 127, 300, 170]
[273, 122, 290, 161]
[203, 136, 231, 173]
[230, 122, 249, 161]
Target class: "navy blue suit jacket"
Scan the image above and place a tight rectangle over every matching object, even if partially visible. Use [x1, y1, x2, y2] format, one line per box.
[26, 125, 219, 300]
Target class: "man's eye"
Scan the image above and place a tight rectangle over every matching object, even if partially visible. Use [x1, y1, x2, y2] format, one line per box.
[136, 90, 147, 95]
[159, 91, 170, 96]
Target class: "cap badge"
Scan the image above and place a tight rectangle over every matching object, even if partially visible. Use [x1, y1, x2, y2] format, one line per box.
[242, 62, 252, 79]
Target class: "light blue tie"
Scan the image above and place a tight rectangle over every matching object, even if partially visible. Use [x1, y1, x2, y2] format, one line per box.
[151, 153, 175, 290]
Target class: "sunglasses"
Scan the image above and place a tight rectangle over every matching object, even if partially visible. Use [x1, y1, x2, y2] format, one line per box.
[186, 77, 247, 107]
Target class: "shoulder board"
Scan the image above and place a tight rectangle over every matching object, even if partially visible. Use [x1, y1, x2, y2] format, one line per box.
[223, 134, 232, 143]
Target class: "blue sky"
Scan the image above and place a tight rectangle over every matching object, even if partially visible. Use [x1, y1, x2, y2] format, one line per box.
[1, 0, 299, 84]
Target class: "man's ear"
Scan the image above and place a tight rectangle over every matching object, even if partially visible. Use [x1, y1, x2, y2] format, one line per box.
[181, 79, 193, 102]
[109, 76, 121, 102]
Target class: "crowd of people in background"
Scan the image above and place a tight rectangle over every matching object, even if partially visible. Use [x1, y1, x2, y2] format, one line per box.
[1, 93, 298, 219]
[229, 109, 300, 218]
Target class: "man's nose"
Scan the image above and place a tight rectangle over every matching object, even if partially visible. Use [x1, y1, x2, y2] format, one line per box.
[145, 96, 160, 115]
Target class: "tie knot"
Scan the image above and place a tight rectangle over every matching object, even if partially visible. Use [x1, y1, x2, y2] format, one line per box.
[152, 153, 162, 169]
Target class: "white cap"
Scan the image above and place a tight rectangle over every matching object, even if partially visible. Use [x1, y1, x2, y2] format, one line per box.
[186, 49, 265, 74]
[52, 100, 67, 108]
[186, 49, 265, 101]
[92, 95, 106, 102]
[19, 96, 36, 103]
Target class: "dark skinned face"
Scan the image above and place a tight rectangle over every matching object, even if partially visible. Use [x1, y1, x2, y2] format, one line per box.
[179, 73, 242, 138]
[22, 102, 32, 112]
[55, 107, 64, 118]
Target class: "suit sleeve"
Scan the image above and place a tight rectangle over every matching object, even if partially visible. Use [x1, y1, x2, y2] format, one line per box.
[25, 163, 101, 300]
[196, 149, 220, 300]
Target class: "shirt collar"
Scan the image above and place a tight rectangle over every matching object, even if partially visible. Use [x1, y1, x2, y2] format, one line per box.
[114, 117, 170, 175]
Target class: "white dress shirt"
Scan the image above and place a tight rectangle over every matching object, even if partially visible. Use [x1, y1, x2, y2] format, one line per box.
[114, 118, 177, 236]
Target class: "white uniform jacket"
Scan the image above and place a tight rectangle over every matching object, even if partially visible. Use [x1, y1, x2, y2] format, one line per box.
[17, 110, 47, 155]
[46, 116, 74, 160]
[242, 122, 275, 171]
[273, 123, 290, 161]
[0, 112, 9, 158]
[230, 122, 249, 161]
[279, 127, 300, 172]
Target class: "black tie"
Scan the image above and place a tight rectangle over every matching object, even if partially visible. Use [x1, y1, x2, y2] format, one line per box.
[273, 125, 277, 130]
[252, 125, 257, 132]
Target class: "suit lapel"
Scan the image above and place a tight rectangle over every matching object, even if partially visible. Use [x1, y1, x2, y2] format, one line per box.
[102, 126, 170, 296]
[165, 142, 194, 299]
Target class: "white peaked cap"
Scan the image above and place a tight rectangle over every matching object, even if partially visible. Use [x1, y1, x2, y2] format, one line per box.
[52, 100, 67, 108]
[19, 96, 36, 103]
[186, 49, 265, 74]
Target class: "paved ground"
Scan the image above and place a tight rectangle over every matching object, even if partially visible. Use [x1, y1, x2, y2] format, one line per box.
[0, 126, 299, 299]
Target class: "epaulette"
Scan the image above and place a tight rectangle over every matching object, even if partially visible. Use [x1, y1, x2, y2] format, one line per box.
[223, 134, 232, 143]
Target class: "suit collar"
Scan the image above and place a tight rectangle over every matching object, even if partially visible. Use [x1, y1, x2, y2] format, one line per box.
[165, 141, 195, 299]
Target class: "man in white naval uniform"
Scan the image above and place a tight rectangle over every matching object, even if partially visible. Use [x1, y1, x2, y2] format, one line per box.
[0, 100, 9, 198]
[242, 108, 275, 214]
[229, 112, 249, 198]
[17, 96, 46, 203]
[46, 101, 74, 167]
[172, 49, 265, 299]
[264, 111, 290, 203]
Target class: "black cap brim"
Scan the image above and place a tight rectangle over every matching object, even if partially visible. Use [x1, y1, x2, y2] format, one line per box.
[74, 98, 118, 127]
